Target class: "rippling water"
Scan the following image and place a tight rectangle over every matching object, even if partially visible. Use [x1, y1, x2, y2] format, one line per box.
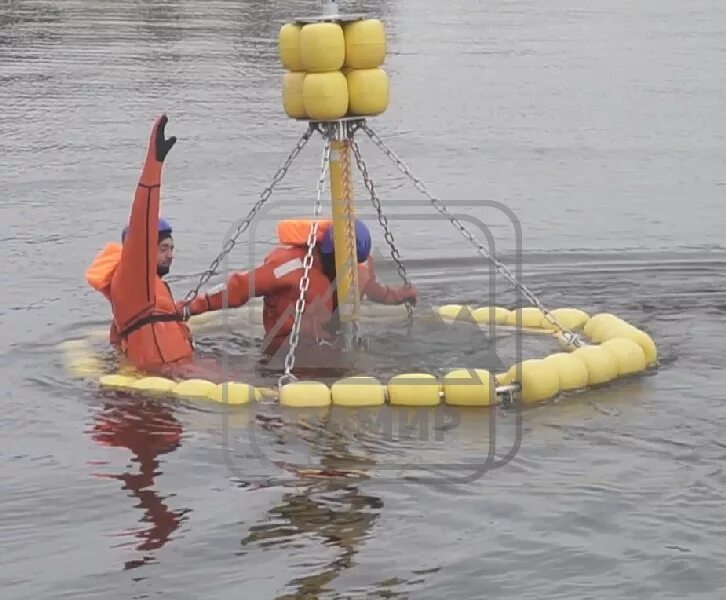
[3, 0, 726, 598]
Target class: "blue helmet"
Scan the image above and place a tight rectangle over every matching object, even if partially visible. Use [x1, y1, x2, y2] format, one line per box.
[320, 219, 372, 263]
[122, 217, 172, 242]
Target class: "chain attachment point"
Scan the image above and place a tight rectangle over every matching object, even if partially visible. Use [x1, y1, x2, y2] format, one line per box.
[179, 126, 315, 310]
[361, 123, 582, 346]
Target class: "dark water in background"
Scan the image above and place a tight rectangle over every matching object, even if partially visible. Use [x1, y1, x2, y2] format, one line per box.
[2, 0, 726, 598]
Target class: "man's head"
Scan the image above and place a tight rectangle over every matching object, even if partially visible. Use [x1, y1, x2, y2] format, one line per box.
[319, 219, 372, 278]
[121, 217, 175, 277]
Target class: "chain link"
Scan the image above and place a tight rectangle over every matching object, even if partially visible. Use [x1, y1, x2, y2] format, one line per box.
[361, 123, 581, 346]
[351, 138, 414, 323]
[179, 127, 314, 310]
[279, 137, 331, 386]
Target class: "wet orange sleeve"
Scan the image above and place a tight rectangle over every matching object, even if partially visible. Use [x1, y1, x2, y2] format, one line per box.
[112, 123, 165, 325]
[360, 256, 394, 303]
[187, 262, 286, 315]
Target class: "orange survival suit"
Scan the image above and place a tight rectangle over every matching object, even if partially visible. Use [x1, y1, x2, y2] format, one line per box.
[85, 115, 194, 374]
[182, 219, 416, 355]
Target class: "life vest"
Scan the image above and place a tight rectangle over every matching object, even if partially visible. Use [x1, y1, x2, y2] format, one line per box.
[276, 218, 332, 246]
[275, 218, 373, 288]
[85, 242, 194, 371]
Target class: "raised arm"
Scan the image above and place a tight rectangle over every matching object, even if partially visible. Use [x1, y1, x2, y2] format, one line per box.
[112, 115, 176, 324]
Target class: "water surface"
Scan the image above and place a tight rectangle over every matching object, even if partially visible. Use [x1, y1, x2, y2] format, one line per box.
[2, 0, 726, 598]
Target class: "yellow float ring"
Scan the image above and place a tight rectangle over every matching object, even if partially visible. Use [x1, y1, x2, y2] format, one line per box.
[67, 301, 658, 410]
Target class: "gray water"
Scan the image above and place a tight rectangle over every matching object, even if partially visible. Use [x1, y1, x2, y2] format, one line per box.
[2, 0, 726, 598]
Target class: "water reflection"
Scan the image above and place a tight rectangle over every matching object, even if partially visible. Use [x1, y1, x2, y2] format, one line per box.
[241, 437, 381, 599]
[88, 395, 191, 570]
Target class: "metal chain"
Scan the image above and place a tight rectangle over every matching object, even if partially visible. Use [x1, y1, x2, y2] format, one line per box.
[179, 126, 314, 310]
[351, 138, 414, 323]
[361, 123, 581, 346]
[279, 137, 331, 386]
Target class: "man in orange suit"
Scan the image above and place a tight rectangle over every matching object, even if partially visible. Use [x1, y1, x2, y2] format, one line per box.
[182, 219, 418, 357]
[86, 115, 199, 377]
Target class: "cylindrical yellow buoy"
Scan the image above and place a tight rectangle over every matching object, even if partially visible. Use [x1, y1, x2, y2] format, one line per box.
[99, 374, 139, 390]
[388, 373, 440, 406]
[280, 380, 332, 408]
[542, 308, 591, 331]
[302, 71, 349, 120]
[346, 67, 389, 116]
[131, 377, 176, 395]
[69, 356, 105, 378]
[506, 307, 545, 328]
[282, 72, 308, 119]
[343, 19, 386, 69]
[443, 368, 495, 406]
[628, 328, 658, 367]
[300, 22, 345, 73]
[600, 338, 647, 376]
[471, 306, 511, 325]
[173, 379, 218, 400]
[278, 23, 303, 71]
[572, 345, 618, 385]
[507, 359, 560, 403]
[209, 382, 256, 405]
[591, 318, 636, 343]
[542, 352, 589, 391]
[331, 376, 386, 407]
[583, 313, 620, 339]
[437, 304, 475, 322]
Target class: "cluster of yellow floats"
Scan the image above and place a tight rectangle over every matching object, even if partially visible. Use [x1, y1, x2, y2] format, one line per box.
[61, 304, 658, 409]
[279, 17, 390, 120]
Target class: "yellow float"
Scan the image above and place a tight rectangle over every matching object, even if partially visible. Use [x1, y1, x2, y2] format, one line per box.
[278, 3, 391, 121]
